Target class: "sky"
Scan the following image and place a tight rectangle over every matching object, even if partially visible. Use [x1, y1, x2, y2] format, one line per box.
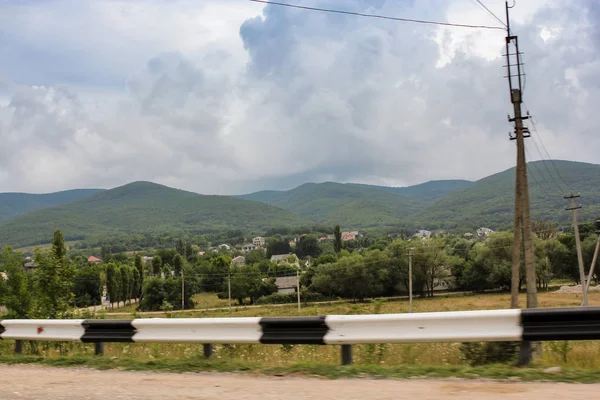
[0, 0, 599, 195]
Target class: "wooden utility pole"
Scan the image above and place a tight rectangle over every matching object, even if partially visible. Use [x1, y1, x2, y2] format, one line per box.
[565, 193, 587, 306]
[505, 1, 538, 365]
[408, 248, 414, 313]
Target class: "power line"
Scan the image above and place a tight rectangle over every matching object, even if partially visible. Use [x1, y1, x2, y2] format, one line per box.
[249, 0, 506, 30]
[524, 106, 574, 193]
[472, 0, 508, 28]
[529, 133, 564, 195]
[524, 145, 558, 199]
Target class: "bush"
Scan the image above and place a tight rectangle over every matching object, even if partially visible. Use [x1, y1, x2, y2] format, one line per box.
[459, 341, 519, 366]
[255, 291, 330, 305]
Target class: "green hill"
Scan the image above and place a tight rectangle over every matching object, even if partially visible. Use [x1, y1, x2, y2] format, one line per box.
[0, 189, 104, 222]
[238, 182, 424, 227]
[0, 182, 310, 248]
[406, 160, 600, 231]
[349, 180, 473, 203]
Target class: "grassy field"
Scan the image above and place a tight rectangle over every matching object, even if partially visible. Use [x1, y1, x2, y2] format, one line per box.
[2, 290, 599, 380]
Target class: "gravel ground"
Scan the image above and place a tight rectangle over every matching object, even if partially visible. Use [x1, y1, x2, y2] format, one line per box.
[1, 365, 599, 400]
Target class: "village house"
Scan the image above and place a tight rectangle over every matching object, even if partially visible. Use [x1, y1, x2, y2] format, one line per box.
[241, 243, 257, 252]
[274, 276, 299, 294]
[252, 236, 266, 247]
[477, 227, 495, 238]
[341, 231, 359, 241]
[413, 229, 432, 239]
[232, 256, 246, 266]
[88, 256, 102, 263]
[270, 253, 300, 266]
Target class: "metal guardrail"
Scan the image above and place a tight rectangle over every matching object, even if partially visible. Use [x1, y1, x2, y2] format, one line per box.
[2, 307, 600, 364]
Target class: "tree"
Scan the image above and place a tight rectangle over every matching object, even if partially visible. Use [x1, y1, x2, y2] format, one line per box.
[245, 248, 266, 265]
[100, 244, 112, 263]
[334, 225, 342, 253]
[198, 255, 232, 293]
[532, 220, 558, 240]
[120, 265, 132, 304]
[266, 238, 292, 258]
[311, 254, 384, 302]
[385, 239, 410, 295]
[134, 254, 144, 295]
[151, 255, 162, 276]
[173, 254, 184, 276]
[295, 234, 322, 259]
[132, 267, 141, 300]
[185, 242, 194, 259]
[0, 246, 33, 318]
[411, 238, 458, 297]
[175, 239, 185, 256]
[73, 265, 103, 307]
[139, 276, 166, 311]
[229, 265, 277, 305]
[106, 262, 121, 308]
[33, 230, 75, 318]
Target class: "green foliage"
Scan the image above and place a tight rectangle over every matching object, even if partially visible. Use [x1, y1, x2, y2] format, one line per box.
[73, 265, 103, 308]
[311, 253, 386, 301]
[0, 246, 33, 318]
[244, 248, 266, 265]
[255, 291, 329, 305]
[407, 161, 600, 231]
[0, 189, 102, 222]
[139, 276, 165, 311]
[0, 181, 309, 248]
[238, 182, 424, 227]
[134, 254, 144, 295]
[266, 238, 292, 258]
[106, 262, 121, 307]
[230, 265, 277, 305]
[32, 230, 75, 318]
[333, 225, 342, 253]
[139, 275, 194, 311]
[459, 342, 519, 366]
[173, 254, 184, 276]
[295, 234, 321, 259]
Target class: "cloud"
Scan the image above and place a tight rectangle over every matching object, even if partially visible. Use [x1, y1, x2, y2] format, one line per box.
[0, 0, 599, 195]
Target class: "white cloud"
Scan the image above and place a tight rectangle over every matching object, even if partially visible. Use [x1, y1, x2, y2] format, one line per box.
[0, 0, 598, 195]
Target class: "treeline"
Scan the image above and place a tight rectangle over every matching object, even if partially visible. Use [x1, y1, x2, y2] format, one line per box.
[1, 219, 598, 317]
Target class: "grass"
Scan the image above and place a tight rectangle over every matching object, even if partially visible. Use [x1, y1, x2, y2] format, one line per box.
[1, 355, 600, 383]
[4, 290, 600, 380]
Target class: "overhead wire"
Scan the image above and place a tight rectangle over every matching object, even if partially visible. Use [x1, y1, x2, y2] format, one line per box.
[471, 0, 508, 28]
[524, 145, 559, 199]
[249, 0, 506, 30]
[523, 104, 575, 194]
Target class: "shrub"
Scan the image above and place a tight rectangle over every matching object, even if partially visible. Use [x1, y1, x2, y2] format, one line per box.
[459, 341, 519, 366]
[255, 291, 330, 305]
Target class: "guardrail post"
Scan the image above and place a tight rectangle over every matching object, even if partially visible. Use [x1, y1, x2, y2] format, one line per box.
[94, 342, 104, 356]
[14, 340, 23, 354]
[341, 344, 352, 365]
[203, 344, 213, 359]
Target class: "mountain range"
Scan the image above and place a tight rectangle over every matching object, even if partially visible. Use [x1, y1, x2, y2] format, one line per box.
[0, 160, 598, 248]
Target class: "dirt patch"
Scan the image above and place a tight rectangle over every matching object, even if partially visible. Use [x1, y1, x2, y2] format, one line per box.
[1, 365, 598, 400]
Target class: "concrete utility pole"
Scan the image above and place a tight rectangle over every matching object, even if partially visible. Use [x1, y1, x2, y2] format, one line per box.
[584, 218, 600, 299]
[297, 265, 301, 312]
[565, 193, 587, 306]
[181, 268, 185, 310]
[504, 1, 538, 365]
[408, 248, 414, 313]
[228, 265, 232, 315]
